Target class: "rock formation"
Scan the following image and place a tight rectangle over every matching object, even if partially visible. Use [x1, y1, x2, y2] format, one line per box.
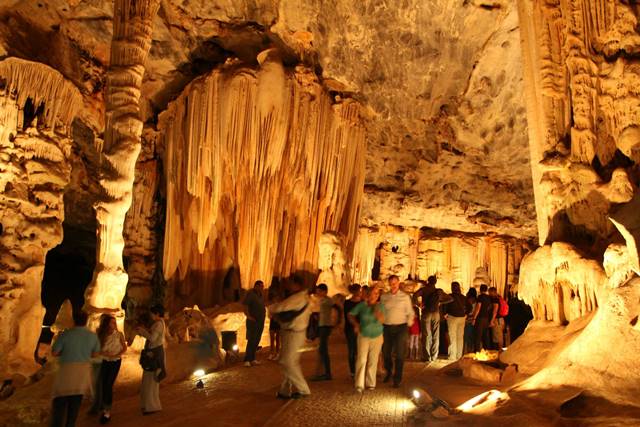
[0, 58, 81, 374]
[352, 225, 530, 295]
[83, 0, 160, 324]
[159, 51, 366, 306]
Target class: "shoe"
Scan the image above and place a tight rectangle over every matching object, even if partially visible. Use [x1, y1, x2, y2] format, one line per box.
[276, 392, 291, 400]
[251, 360, 262, 366]
[244, 361, 252, 367]
[142, 410, 160, 416]
[99, 414, 111, 424]
[383, 374, 391, 383]
[311, 374, 331, 381]
[392, 381, 400, 388]
[355, 387, 363, 394]
[291, 392, 310, 399]
[350, 372, 355, 378]
[366, 386, 375, 390]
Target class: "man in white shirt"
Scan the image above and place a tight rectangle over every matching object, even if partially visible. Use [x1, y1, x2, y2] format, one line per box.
[380, 275, 415, 388]
[268, 276, 312, 399]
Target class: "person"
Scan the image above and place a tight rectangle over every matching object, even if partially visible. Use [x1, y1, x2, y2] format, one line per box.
[471, 285, 498, 352]
[361, 285, 370, 300]
[349, 286, 386, 393]
[311, 283, 333, 381]
[488, 287, 506, 350]
[268, 276, 312, 399]
[95, 314, 127, 424]
[380, 275, 415, 387]
[343, 284, 362, 377]
[50, 309, 100, 427]
[413, 275, 453, 362]
[464, 287, 478, 354]
[243, 280, 266, 367]
[267, 281, 282, 361]
[408, 305, 421, 360]
[445, 282, 470, 360]
[137, 304, 166, 415]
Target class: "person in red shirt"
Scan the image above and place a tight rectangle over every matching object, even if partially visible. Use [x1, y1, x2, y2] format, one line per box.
[408, 305, 421, 360]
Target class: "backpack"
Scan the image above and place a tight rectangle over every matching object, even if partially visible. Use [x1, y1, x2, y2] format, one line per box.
[306, 312, 319, 340]
[498, 297, 509, 317]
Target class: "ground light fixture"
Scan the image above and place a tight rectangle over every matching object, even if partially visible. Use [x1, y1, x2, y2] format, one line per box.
[232, 344, 239, 351]
[193, 369, 206, 389]
[412, 389, 421, 400]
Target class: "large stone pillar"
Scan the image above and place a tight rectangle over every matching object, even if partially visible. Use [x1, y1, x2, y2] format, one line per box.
[84, 0, 160, 320]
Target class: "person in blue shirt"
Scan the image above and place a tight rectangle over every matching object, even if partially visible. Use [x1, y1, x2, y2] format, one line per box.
[348, 286, 386, 393]
[50, 310, 100, 427]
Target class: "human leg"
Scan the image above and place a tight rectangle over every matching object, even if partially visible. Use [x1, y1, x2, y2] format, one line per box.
[366, 335, 384, 388]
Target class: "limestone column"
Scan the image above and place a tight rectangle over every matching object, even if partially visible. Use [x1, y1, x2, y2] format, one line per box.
[84, 0, 161, 319]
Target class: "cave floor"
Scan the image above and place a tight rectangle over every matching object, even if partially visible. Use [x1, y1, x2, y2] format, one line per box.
[74, 335, 497, 427]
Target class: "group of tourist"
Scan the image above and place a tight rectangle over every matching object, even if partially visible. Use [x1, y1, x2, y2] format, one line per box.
[263, 274, 509, 398]
[49, 304, 166, 427]
[47, 274, 508, 425]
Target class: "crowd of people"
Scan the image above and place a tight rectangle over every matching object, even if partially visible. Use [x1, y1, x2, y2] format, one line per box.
[49, 304, 166, 427]
[261, 274, 511, 399]
[47, 274, 514, 425]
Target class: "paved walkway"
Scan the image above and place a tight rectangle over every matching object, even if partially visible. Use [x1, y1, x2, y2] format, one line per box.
[75, 335, 491, 427]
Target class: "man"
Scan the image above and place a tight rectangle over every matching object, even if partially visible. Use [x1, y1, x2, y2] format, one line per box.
[413, 275, 452, 362]
[380, 275, 414, 388]
[50, 310, 100, 427]
[311, 283, 333, 381]
[471, 284, 499, 352]
[488, 287, 505, 350]
[445, 282, 470, 360]
[268, 276, 312, 399]
[243, 280, 266, 367]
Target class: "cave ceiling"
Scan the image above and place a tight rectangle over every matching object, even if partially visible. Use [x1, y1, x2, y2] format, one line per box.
[0, 0, 536, 239]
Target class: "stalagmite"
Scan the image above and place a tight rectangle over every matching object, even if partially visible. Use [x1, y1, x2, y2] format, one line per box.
[159, 50, 366, 306]
[0, 58, 81, 375]
[317, 232, 351, 296]
[84, 0, 161, 320]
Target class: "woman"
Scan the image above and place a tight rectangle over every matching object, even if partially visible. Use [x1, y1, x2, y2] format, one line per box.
[343, 284, 362, 377]
[95, 314, 126, 423]
[137, 305, 166, 415]
[348, 287, 386, 393]
[464, 287, 478, 355]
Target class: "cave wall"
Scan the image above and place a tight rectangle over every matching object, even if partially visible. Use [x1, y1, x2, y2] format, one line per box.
[517, 0, 640, 323]
[351, 225, 530, 296]
[0, 58, 81, 374]
[159, 52, 366, 309]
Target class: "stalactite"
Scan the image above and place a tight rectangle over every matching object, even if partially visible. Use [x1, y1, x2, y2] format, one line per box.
[159, 51, 366, 305]
[0, 58, 80, 375]
[84, 0, 160, 317]
[351, 225, 529, 295]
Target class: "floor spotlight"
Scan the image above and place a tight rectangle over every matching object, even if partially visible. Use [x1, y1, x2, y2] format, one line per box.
[412, 389, 421, 399]
[193, 369, 205, 378]
[232, 344, 239, 352]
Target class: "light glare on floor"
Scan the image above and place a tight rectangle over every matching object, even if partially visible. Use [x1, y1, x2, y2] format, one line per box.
[193, 369, 205, 377]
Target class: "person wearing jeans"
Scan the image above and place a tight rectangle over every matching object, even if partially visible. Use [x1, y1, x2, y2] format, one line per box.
[349, 286, 386, 392]
[312, 284, 333, 381]
[50, 310, 100, 427]
[95, 314, 126, 424]
[472, 284, 499, 352]
[243, 280, 266, 367]
[380, 275, 415, 388]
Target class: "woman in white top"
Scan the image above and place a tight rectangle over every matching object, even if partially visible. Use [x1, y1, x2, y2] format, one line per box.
[96, 314, 127, 424]
[136, 305, 166, 415]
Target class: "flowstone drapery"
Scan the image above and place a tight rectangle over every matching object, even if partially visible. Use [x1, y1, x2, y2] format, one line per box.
[0, 58, 81, 374]
[159, 51, 366, 307]
[84, 0, 160, 320]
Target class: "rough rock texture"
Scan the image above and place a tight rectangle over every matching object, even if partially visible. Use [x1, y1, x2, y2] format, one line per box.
[352, 225, 531, 295]
[519, 0, 640, 248]
[0, 58, 81, 374]
[316, 232, 351, 296]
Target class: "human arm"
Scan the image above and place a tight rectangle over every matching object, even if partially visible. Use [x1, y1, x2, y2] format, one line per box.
[406, 294, 415, 327]
[51, 332, 64, 357]
[490, 302, 499, 327]
[243, 293, 256, 321]
[373, 303, 385, 324]
[268, 292, 306, 314]
[471, 302, 481, 325]
[439, 290, 454, 305]
[91, 335, 101, 358]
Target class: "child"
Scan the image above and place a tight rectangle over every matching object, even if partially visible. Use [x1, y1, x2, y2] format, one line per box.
[408, 305, 421, 360]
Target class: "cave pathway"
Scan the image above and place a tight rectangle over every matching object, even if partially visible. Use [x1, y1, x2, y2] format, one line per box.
[75, 335, 489, 427]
